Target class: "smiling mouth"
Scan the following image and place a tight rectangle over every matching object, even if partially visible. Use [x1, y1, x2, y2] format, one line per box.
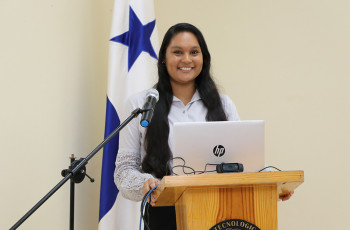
[178, 67, 193, 71]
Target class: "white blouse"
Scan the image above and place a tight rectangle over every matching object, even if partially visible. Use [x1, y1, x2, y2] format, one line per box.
[114, 90, 240, 201]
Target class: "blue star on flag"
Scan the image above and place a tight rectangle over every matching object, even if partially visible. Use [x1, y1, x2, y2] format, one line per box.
[110, 6, 158, 71]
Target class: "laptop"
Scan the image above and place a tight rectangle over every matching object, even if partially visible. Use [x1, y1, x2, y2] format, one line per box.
[172, 120, 265, 174]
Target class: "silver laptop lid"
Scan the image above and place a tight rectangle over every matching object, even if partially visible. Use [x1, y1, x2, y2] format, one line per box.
[172, 120, 265, 174]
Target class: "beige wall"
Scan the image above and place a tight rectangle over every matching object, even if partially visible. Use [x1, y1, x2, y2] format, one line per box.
[1, 0, 349, 229]
[0, 0, 112, 229]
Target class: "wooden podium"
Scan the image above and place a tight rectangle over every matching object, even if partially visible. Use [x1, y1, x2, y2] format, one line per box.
[154, 171, 304, 230]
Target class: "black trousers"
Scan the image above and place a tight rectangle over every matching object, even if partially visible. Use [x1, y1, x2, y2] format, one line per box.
[143, 203, 177, 230]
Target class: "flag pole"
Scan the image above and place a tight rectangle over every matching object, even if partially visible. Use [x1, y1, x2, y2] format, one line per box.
[9, 108, 144, 230]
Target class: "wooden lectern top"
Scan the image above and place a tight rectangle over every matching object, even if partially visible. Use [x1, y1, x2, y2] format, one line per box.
[154, 170, 304, 207]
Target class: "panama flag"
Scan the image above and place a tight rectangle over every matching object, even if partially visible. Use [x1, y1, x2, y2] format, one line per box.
[98, 0, 158, 229]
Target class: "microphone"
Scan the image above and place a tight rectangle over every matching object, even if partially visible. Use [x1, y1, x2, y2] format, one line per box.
[140, 89, 159, 127]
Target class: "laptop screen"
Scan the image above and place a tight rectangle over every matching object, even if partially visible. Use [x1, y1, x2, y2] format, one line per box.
[172, 120, 265, 174]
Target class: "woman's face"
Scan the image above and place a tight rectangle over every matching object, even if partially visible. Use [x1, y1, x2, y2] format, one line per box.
[165, 32, 203, 89]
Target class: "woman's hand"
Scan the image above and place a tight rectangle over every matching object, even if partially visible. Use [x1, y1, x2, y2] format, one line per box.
[279, 191, 294, 201]
[142, 178, 160, 206]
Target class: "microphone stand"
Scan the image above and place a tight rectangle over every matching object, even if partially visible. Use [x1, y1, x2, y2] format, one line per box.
[10, 108, 144, 230]
[61, 154, 96, 230]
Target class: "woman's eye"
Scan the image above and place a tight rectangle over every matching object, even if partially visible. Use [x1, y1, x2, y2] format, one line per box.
[191, 50, 199, 55]
[173, 50, 182, 54]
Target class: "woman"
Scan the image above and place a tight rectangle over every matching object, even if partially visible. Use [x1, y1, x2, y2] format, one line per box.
[114, 23, 239, 229]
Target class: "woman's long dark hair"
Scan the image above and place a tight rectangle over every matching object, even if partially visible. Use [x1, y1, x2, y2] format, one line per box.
[141, 23, 227, 178]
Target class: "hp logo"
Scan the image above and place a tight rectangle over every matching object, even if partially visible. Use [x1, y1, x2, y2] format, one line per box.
[213, 145, 225, 157]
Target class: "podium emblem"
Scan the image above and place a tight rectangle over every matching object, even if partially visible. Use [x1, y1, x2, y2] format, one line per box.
[210, 219, 261, 230]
